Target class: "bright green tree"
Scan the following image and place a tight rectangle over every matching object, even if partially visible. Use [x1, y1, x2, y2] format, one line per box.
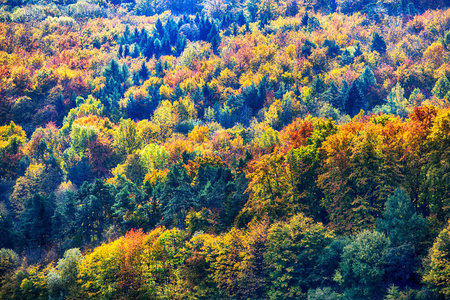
[423, 221, 450, 298]
[265, 213, 335, 299]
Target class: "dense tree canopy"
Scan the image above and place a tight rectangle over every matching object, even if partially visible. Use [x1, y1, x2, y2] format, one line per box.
[2, 0, 450, 298]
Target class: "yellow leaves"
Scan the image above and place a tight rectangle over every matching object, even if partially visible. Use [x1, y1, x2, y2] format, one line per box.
[143, 168, 169, 185]
[428, 108, 450, 144]
[423, 221, 450, 297]
[281, 71, 294, 84]
[251, 44, 278, 69]
[19, 264, 52, 299]
[29, 52, 45, 69]
[173, 96, 197, 121]
[218, 68, 238, 88]
[73, 115, 114, 139]
[239, 71, 262, 87]
[10, 163, 46, 214]
[423, 43, 447, 68]
[159, 84, 172, 99]
[200, 227, 247, 294]
[286, 44, 296, 59]
[0, 121, 26, 154]
[324, 68, 346, 85]
[335, 33, 349, 47]
[152, 100, 178, 139]
[270, 16, 302, 31]
[137, 119, 161, 145]
[90, 76, 105, 94]
[78, 237, 123, 297]
[73, 96, 104, 120]
[179, 77, 196, 93]
[185, 151, 224, 179]
[188, 125, 210, 144]
[55, 66, 78, 82]
[264, 100, 283, 129]
[259, 62, 282, 84]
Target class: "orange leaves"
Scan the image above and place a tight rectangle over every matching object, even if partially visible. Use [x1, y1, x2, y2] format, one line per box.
[116, 229, 148, 295]
[410, 105, 439, 127]
[280, 117, 314, 150]
[58, 32, 81, 51]
[10, 65, 31, 93]
[163, 136, 194, 164]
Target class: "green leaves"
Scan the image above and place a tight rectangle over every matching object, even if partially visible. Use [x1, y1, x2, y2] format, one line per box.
[265, 214, 335, 299]
[424, 222, 450, 297]
[338, 230, 390, 298]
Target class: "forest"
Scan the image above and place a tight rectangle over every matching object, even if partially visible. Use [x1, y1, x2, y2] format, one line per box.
[2, 0, 450, 299]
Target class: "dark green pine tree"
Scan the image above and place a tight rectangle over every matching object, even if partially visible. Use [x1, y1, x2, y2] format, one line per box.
[337, 80, 350, 112]
[166, 18, 180, 45]
[138, 61, 149, 82]
[70, 92, 77, 109]
[75, 194, 103, 244]
[286, 0, 299, 17]
[340, 48, 354, 65]
[139, 28, 148, 48]
[19, 193, 56, 248]
[301, 40, 316, 57]
[54, 189, 78, 247]
[175, 35, 187, 56]
[123, 44, 130, 57]
[226, 94, 244, 110]
[0, 211, 15, 249]
[155, 58, 164, 77]
[377, 188, 426, 248]
[55, 93, 65, 124]
[133, 27, 140, 44]
[131, 44, 140, 58]
[345, 81, 366, 116]
[154, 18, 164, 38]
[132, 71, 140, 86]
[90, 179, 115, 229]
[354, 42, 363, 57]
[301, 11, 309, 27]
[241, 83, 259, 112]
[359, 66, 376, 91]
[322, 39, 341, 58]
[196, 165, 234, 211]
[158, 164, 197, 229]
[237, 11, 247, 26]
[143, 180, 160, 229]
[112, 179, 145, 232]
[322, 81, 340, 110]
[122, 25, 131, 44]
[121, 64, 130, 85]
[161, 32, 171, 55]
[171, 84, 184, 102]
[310, 76, 327, 95]
[68, 155, 93, 188]
[153, 38, 162, 56]
[104, 59, 122, 84]
[224, 172, 249, 227]
[246, 0, 258, 22]
[371, 32, 387, 54]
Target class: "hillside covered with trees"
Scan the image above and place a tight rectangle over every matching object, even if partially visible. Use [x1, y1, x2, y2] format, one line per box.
[2, 0, 450, 299]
